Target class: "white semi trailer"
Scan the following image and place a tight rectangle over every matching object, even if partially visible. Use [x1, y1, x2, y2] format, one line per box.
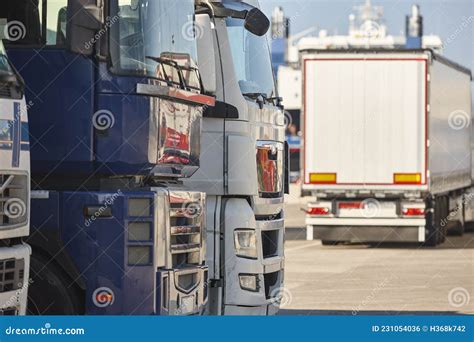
[302, 49, 472, 246]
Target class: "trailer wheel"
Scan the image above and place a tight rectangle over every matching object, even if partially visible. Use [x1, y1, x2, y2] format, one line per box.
[424, 197, 444, 247]
[448, 198, 465, 236]
[27, 254, 84, 315]
[321, 240, 340, 246]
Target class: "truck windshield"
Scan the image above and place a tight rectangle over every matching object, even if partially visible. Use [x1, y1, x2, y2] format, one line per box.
[225, 17, 275, 98]
[109, 0, 199, 83]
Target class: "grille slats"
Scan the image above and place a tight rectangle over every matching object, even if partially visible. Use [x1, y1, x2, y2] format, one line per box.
[0, 258, 24, 293]
[0, 85, 12, 99]
[0, 307, 18, 315]
[262, 230, 279, 259]
[169, 194, 204, 268]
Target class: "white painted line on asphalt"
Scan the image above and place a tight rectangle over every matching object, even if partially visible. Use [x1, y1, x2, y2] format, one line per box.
[286, 241, 322, 252]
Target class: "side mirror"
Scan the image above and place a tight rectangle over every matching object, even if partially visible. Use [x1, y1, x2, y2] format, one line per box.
[196, 14, 217, 95]
[244, 8, 270, 37]
[67, 0, 104, 55]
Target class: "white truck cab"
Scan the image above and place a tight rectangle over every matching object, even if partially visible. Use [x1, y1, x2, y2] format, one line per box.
[186, 0, 288, 315]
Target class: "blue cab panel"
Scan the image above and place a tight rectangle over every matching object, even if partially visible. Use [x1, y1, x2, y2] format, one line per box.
[7, 49, 95, 175]
[30, 191, 157, 315]
[7, 50, 203, 179]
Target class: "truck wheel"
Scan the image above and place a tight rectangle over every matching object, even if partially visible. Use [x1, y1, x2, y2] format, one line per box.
[27, 255, 83, 315]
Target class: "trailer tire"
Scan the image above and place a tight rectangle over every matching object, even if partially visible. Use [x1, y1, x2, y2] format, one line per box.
[321, 240, 340, 246]
[27, 254, 84, 315]
[424, 197, 444, 247]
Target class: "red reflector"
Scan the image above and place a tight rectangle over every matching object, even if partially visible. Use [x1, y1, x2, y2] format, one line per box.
[307, 207, 330, 216]
[402, 208, 425, 216]
[338, 202, 363, 209]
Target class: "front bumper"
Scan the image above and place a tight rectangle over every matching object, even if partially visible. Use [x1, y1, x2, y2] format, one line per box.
[223, 201, 285, 312]
[157, 266, 208, 315]
[306, 217, 426, 243]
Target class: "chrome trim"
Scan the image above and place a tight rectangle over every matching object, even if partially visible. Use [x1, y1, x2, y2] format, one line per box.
[255, 218, 285, 231]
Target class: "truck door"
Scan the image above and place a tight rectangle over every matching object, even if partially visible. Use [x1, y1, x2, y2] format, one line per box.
[3, 0, 95, 176]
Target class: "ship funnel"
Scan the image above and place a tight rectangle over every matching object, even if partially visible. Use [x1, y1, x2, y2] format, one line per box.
[406, 4, 423, 48]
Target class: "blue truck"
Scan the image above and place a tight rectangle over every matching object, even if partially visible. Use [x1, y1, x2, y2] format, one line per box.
[4, 0, 213, 315]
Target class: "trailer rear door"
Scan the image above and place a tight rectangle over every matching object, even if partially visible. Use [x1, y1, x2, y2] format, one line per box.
[303, 56, 427, 190]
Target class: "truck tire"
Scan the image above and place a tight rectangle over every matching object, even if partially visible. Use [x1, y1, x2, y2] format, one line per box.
[321, 240, 340, 246]
[447, 220, 465, 236]
[424, 197, 444, 247]
[27, 254, 84, 315]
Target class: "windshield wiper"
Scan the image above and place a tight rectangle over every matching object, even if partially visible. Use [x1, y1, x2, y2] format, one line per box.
[145, 56, 186, 89]
[146, 56, 203, 93]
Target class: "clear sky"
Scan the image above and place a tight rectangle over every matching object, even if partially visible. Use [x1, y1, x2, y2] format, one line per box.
[260, 0, 473, 72]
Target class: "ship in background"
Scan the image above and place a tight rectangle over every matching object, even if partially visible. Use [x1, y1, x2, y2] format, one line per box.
[272, 0, 443, 183]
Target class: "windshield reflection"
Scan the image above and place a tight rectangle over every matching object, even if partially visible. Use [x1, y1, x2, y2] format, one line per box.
[110, 0, 199, 85]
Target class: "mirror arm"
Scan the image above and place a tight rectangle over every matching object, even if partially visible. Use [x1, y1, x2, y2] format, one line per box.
[196, 1, 247, 20]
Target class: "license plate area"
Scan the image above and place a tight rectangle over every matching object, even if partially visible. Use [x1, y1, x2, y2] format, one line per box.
[337, 200, 398, 218]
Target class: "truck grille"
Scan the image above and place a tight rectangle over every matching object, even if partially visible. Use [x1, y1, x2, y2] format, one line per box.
[0, 85, 12, 99]
[0, 258, 25, 293]
[262, 230, 279, 258]
[264, 271, 280, 300]
[0, 307, 18, 315]
[169, 193, 205, 268]
[0, 174, 28, 228]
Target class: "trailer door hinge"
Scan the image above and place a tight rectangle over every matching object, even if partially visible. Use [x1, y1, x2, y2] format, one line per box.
[427, 74, 431, 82]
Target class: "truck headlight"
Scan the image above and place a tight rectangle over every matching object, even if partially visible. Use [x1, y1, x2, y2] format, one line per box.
[239, 274, 259, 292]
[234, 229, 258, 259]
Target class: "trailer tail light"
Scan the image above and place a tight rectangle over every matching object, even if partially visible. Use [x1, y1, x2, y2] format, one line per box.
[402, 208, 425, 217]
[394, 173, 422, 184]
[309, 173, 336, 184]
[306, 207, 330, 216]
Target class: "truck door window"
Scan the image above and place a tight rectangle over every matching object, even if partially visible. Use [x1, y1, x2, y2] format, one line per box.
[0, 0, 67, 46]
[225, 17, 275, 99]
[0, 0, 42, 45]
[44, 0, 68, 45]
